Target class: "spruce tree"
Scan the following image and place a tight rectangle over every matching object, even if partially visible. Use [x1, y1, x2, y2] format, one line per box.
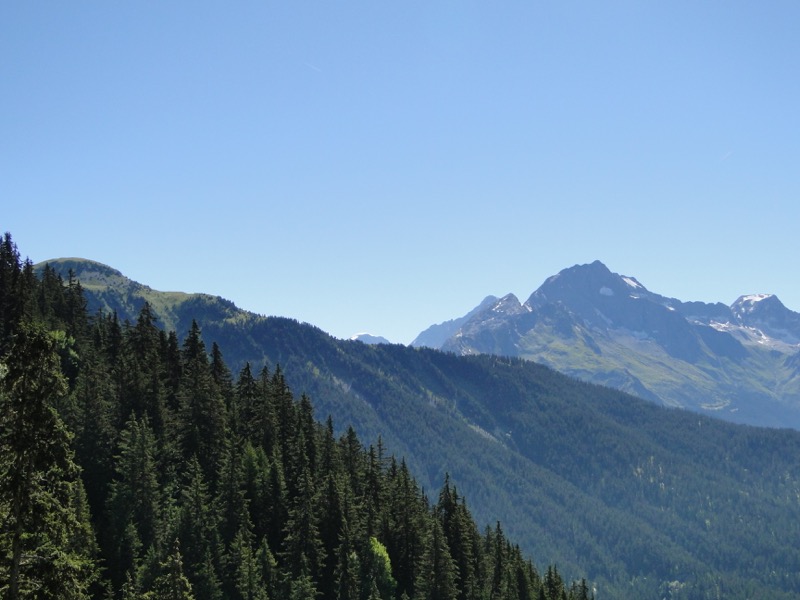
[151, 539, 196, 600]
[106, 413, 162, 589]
[333, 519, 360, 600]
[230, 526, 269, 600]
[415, 518, 458, 600]
[436, 480, 479, 600]
[0, 324, 98, 599]
[177, 456, 221, 599]
[281, 463, 324, 584]
[0, 232, 22, 353]
[179, 321, 227, 482]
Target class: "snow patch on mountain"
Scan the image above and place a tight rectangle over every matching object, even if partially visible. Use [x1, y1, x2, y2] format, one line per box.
[736, 294, 773, 312]
[622, 277, 643, 289]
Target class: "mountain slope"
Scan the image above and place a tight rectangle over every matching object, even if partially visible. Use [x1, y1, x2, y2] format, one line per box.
[418, 260, 800, 429]
[39, 257, 800, 599]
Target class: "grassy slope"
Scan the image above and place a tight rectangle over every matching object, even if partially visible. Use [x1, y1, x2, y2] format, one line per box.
[515, 320, 800, 429]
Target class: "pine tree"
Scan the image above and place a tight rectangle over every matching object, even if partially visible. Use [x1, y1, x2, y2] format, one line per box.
[436, 479, 480, 600]
[488, 523, 509, 600]
[0, 324, 98, 599]
[71, 348, 117, 521]
[106, 413, 162, 589]
[383, 459, 428, 599]
[179, 321, 227, 482]
[333, 519, 360, 600]
[256, 536, 280, 600]
[162, 330, 183, 413]
[317, 474, 346, 600]
[151, 539, 196, 600]
[216, 437, 249, 549]
[289, 572, 319, 600]
[542, 566, 566, 600]
[254, 365, 278, 455]
[230, 526, 269, 600]
[281, 463, 324, 584]
[35, 265, 67, 331]
[415, 518, 458, 600]
[210, 342, 234, 411]
[0, 232, 23, 353]
[177, 456, 221, 598]
[568, 578, 592, 600]
[63, 269, 89, 344]
[118, 303, 166, 434]
[233, 363, 257, 440]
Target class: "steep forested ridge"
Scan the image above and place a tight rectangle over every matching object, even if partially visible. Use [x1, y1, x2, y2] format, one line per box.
[0, 234, 590, 599]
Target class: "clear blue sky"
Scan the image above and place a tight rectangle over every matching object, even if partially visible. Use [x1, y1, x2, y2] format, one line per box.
[3, 2, 799, 344]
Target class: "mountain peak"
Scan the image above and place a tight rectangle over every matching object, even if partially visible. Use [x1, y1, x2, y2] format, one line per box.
[350, 333, 391, 345]
[411, 295, 500, 348]
[36, 257, 126, 282]
[526, 261, 650, 309]
[730, 293, 800, 345]
[731, 293, 777, 313]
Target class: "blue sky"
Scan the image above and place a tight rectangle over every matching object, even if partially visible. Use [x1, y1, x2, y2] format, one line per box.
[3, 2, 799, 344]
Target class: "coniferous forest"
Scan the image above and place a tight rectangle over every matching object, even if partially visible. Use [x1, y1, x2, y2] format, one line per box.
[0, 233, 593, 599]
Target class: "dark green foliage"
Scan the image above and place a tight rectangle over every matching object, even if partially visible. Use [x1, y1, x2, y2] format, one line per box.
[179, 321, 227, 481]
[0, 233, 24, 353]
[415, 519, 458, 600]
[0, 323, 98, 599]
[151, 539, 196, 600]
[105, 413, 162, 590]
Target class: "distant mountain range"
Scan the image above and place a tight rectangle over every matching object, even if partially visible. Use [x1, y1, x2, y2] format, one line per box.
[350, 332, 391, 345]
[413, 260, 800, 429]
[36, 256, 800, 598]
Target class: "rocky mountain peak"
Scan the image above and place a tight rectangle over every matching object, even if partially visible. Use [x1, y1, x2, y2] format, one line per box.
[731, 294, 800, 345]
[525, 261, 650, 310]
[731, 293, 779, 317]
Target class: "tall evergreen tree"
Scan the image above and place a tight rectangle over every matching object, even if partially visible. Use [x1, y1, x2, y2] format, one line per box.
[383, 460, 428, 599]
[230, 526, 269, 600]
[210, 342, 233, 411]
[177, 457, 221, 600]
[106, 414, 162, 589]
[333, 524, 360, 600]
[0, 324, 98, 599]
[488, 523, 509, 600]
[216, 437, 249, 550]
[541, 566, 566, 600]
[151, 539, 196, 600]
[179, 321, 227, 482]
[318, 474, 346, 600]
[415, 518, 458, 600]
[256, 536, 280, 600]
[0, 232, 23, 353]
[436, 479, 479, 600]
[71, 349, 117, 520]
[281, 464, 324, 584]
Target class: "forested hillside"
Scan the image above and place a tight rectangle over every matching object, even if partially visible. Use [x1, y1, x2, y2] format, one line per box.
[10, 235, 800, 599]
[0, 235, 590, 599]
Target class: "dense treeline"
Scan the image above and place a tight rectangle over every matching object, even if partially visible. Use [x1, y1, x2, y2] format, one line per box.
[0, 232, 592, 600]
